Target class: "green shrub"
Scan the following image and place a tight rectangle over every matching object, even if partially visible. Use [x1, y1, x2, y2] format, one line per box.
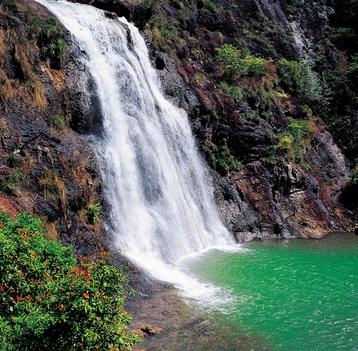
[278, 59, 323, 102]
[274, 118, 311, 163]
[301, 105, 313, 118]
[42, 17, 65, 56]
[348, 163, 358, 186]
[0, 169, 22, 194]
[201, 0, 215, 11]
[348, 53, 358, 75]
[285, 0, 304, 16]
[87, 203, 102, 224]
[151, 15, 178, 48]
[332, 27, 355, 43]
[219, 82, 246, 102]
[241, 55, 268, 77]
[0, 212, 139, 351]
[204, 139, 243, 175]
[216, 44, 246, 76]
[52, 114, 65, 130]
[276, 134, 294, 152]
[32, 17, 65, 68]
[216, 44, 268, 78]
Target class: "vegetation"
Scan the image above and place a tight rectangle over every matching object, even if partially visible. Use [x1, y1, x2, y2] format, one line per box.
[278, 59, 323, 103]
[219, 82, 246, 102]
[216, 44, 268, 78]
[0, 170, 22, 195]
[341, 162, 358, 210]
[204, 139, 243, 175]
[39, 169, 67, 214]
[348, 163, 358, 186]
[37, 17, 66, 68]
[265, 119, 312, 165]
[52, 114, 66, 130]
[1, 0, 15, 11]
[87, 203, 102, 224]
[284, 0, 305, 16]
[0, 212, 139, 351]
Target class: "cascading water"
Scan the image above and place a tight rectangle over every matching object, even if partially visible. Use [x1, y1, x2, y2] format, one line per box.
[36, 0, 236, 301]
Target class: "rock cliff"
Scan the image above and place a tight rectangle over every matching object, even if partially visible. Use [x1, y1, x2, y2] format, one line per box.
[0, 0, 356, 255]
[82, 0, 355, 239]
[0, 0, 106, 256]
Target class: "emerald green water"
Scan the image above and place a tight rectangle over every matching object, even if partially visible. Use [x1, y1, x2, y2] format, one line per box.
[186, 234, 358, 351]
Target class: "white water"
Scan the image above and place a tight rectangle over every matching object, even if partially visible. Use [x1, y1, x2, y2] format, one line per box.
[36, 0, 237, 302]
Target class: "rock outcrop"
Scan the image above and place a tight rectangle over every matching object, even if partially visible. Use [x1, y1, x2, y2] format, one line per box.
[0, 0, 105, 256]
[137, 0, 354, 239]
[0, 0, 355, 253]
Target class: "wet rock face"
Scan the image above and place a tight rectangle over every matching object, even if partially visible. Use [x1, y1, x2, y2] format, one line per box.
[152, 51, 200, 111]
[65, 41, 103, 134]
[68, 0, 154, 28]
[0, 0, 106, 257]
[68, 0, 132, 17]
[213, 136, 351, 241]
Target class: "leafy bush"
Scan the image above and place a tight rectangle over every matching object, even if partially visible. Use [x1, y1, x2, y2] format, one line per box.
[241, 55, 268, 77]
[202, 0, 219, 12]
[278, 59, 323, 102]
[216, 44, 245, 76]
[0, 169, 22, 194]
[0, 212, 139, 351]
[348, 53, 358, 75]
[285, 0, 304, 16]
[349, 163, 358, 186]
[204, 139, 243, 175]
[219, 82, 246, 102]
[52, 114, 65, 130]
[42, 18, 65, 55]
[151, 15, 178, 49]
[216, 44, 268, 78]
[32, 17, 66, 69]
[87, 203, 102, 224]
[274, 118, 311, 163]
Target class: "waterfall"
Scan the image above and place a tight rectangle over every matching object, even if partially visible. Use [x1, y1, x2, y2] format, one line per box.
[36, 0, 235, 299]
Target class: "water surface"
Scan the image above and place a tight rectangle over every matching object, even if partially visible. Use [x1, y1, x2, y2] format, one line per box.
[185, 234, 358, 351]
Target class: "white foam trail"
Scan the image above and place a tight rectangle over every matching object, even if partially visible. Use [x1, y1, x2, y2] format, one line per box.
[36, 0, 237, 305]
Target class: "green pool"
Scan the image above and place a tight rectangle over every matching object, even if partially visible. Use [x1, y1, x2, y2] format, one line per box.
[186, 234, 358, 351]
